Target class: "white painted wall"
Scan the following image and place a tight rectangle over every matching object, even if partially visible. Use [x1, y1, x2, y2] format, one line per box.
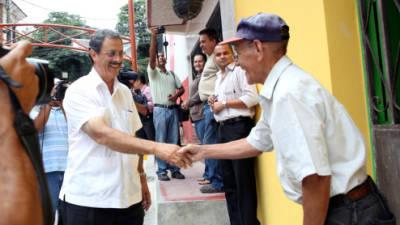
[165, 34, 199, 84]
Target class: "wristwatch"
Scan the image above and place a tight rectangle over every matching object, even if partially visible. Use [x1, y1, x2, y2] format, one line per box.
[222, 100, 227, 108]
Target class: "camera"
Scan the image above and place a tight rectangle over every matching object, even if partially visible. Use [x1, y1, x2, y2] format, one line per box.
[0, 46, 54, 105]
[52, 80, 69, 101]
[156, 26, 165, 34]
[134, 88, 141, 96]
[133, 88, 147, 105]
[117, 69, 137, 89]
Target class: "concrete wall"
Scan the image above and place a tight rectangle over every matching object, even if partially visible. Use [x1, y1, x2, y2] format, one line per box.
[231, 0, 371, 224]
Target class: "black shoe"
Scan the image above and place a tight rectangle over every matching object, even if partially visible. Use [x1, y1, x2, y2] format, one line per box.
[158, 174, 170, 181]
[171, 171, 185, 179]
[200, 184, 223, 193]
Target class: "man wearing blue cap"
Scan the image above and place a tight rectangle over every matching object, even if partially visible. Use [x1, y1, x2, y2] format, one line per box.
[180, 13, 395, 225]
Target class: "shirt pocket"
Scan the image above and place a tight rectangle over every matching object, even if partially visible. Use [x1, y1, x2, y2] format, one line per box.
[121, 110, 140, 135]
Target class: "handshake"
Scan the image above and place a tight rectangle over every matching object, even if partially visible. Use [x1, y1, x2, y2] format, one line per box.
[155, 144, 204, 168]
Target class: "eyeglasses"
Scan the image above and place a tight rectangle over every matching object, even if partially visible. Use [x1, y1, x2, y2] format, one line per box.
[231, 47, 239, 62]
[101, 50, 125, 58]
[232, 53, 239, 62]
[231, 40, 253, 62]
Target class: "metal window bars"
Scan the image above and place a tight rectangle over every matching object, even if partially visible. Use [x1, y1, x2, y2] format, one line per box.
[358, 0, 400, 125]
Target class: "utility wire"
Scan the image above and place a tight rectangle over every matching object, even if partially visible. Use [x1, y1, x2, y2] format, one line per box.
[15, 0, 117, 21]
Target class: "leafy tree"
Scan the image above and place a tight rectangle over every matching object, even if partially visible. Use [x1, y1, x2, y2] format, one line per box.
[30, 12, 93, 81]
[116, 0, 151, 76]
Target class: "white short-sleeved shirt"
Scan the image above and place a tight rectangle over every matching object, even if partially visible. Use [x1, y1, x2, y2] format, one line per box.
[214, 63, 258, 122]
[59, 68, 143, 208]
[147, 65, 182, 106]
[247, 56, 367, 204]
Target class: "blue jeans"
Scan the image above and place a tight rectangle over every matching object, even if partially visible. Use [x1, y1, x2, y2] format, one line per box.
[46, 171, 64, 213]
[194, 118, 209, 179]
[153, 107, 180, 175]
[202, 104, 223, 190]
[194, 119, 206, 145]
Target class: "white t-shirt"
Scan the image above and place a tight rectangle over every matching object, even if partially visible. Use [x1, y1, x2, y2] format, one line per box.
[59, 68, 143, 208]
[214, 63, 258, 122]
[247, 56, 367, 204]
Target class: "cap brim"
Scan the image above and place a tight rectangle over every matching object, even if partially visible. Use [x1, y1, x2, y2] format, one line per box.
[219, 37, 244, 45]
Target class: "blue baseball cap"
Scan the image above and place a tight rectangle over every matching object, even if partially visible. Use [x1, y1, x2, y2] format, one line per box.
[220, 13, 289, 45]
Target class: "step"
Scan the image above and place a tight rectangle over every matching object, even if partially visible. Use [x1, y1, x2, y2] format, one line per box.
[156, 161, 229, 225]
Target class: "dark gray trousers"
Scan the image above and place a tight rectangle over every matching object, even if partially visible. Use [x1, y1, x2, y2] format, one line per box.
[59, 200, 144, 225]
[325, 176, 395, 225]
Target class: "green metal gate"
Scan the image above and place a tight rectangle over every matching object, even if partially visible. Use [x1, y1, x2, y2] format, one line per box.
[357, 0, 400, 222]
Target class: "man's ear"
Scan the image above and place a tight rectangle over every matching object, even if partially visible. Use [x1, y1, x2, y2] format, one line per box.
[89, 49, 97, 61]
[253, 40, 264, 62]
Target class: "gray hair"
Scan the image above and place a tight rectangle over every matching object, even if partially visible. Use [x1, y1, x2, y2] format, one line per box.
[89, 29, 121, 54]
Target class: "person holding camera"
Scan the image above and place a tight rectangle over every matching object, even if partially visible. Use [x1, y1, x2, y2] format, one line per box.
[148, 27, 186, 181]
[118, 71, 154, 141]
[134, 73, 155, 141]
[31, 80, 69, 215]
[58, 29, 191, 225]
[0, 41, 44, 225]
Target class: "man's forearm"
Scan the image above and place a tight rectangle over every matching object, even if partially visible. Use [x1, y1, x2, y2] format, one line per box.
[134, 102, 148, 115]
[202, 138, 261, 159]
[85, 119, 159, 155]
[225, 99, 248, 109]
[0, 81, 43, 225]
[176, 87, 184, 97]
[149, 33, 157, 69]
[302, 174, 331, 225]
[33, 105, 51, 131]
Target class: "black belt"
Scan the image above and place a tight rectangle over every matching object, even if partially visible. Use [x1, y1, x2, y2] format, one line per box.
[218, 116, 252, 126]
[329, 176, 375, 209]
[154, 104, 176, 109]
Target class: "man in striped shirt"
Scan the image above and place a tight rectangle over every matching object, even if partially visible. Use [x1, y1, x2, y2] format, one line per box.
[31, 80, 69, 214]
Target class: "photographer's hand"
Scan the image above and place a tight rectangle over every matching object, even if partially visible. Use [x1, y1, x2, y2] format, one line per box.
[0, 41, 38, 113]
[131, 88, 137, 96]
[151, 28, 158, 36]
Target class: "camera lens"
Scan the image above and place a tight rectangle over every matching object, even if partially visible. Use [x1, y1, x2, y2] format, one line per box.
[26, 58, 54, 105]
[0, 46, 54, 105]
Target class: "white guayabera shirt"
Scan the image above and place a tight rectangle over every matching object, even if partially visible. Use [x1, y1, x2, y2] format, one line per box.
[60, 68, 143, 208]
[247, 56, 367, 204]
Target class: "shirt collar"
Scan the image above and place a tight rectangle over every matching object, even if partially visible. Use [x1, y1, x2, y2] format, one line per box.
[156, 67, 169, 75]
[88, 68, 122, 95]
[226, 62, 236, 72]
[259, 55, 292, 100]
[216, 62, 236, 77]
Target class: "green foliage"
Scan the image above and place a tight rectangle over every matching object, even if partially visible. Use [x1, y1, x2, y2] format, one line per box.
[116, 0, 150, 76]
[30, 12, 93, 81]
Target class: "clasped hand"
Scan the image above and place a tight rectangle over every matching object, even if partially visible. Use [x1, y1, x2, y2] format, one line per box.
[156, 144, 204, 168]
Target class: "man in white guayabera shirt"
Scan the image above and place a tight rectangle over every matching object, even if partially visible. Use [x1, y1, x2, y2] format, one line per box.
[59, 29, 190, 225]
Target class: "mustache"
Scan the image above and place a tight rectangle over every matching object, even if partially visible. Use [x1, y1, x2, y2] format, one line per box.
[109, 61, 122, 66]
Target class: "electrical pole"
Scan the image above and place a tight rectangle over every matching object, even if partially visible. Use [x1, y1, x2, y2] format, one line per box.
[6, 0, 11, 41]
[128, 0, 138, 72]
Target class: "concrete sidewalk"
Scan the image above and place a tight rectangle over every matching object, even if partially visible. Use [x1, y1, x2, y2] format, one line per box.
[143, 155, 229, 225]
